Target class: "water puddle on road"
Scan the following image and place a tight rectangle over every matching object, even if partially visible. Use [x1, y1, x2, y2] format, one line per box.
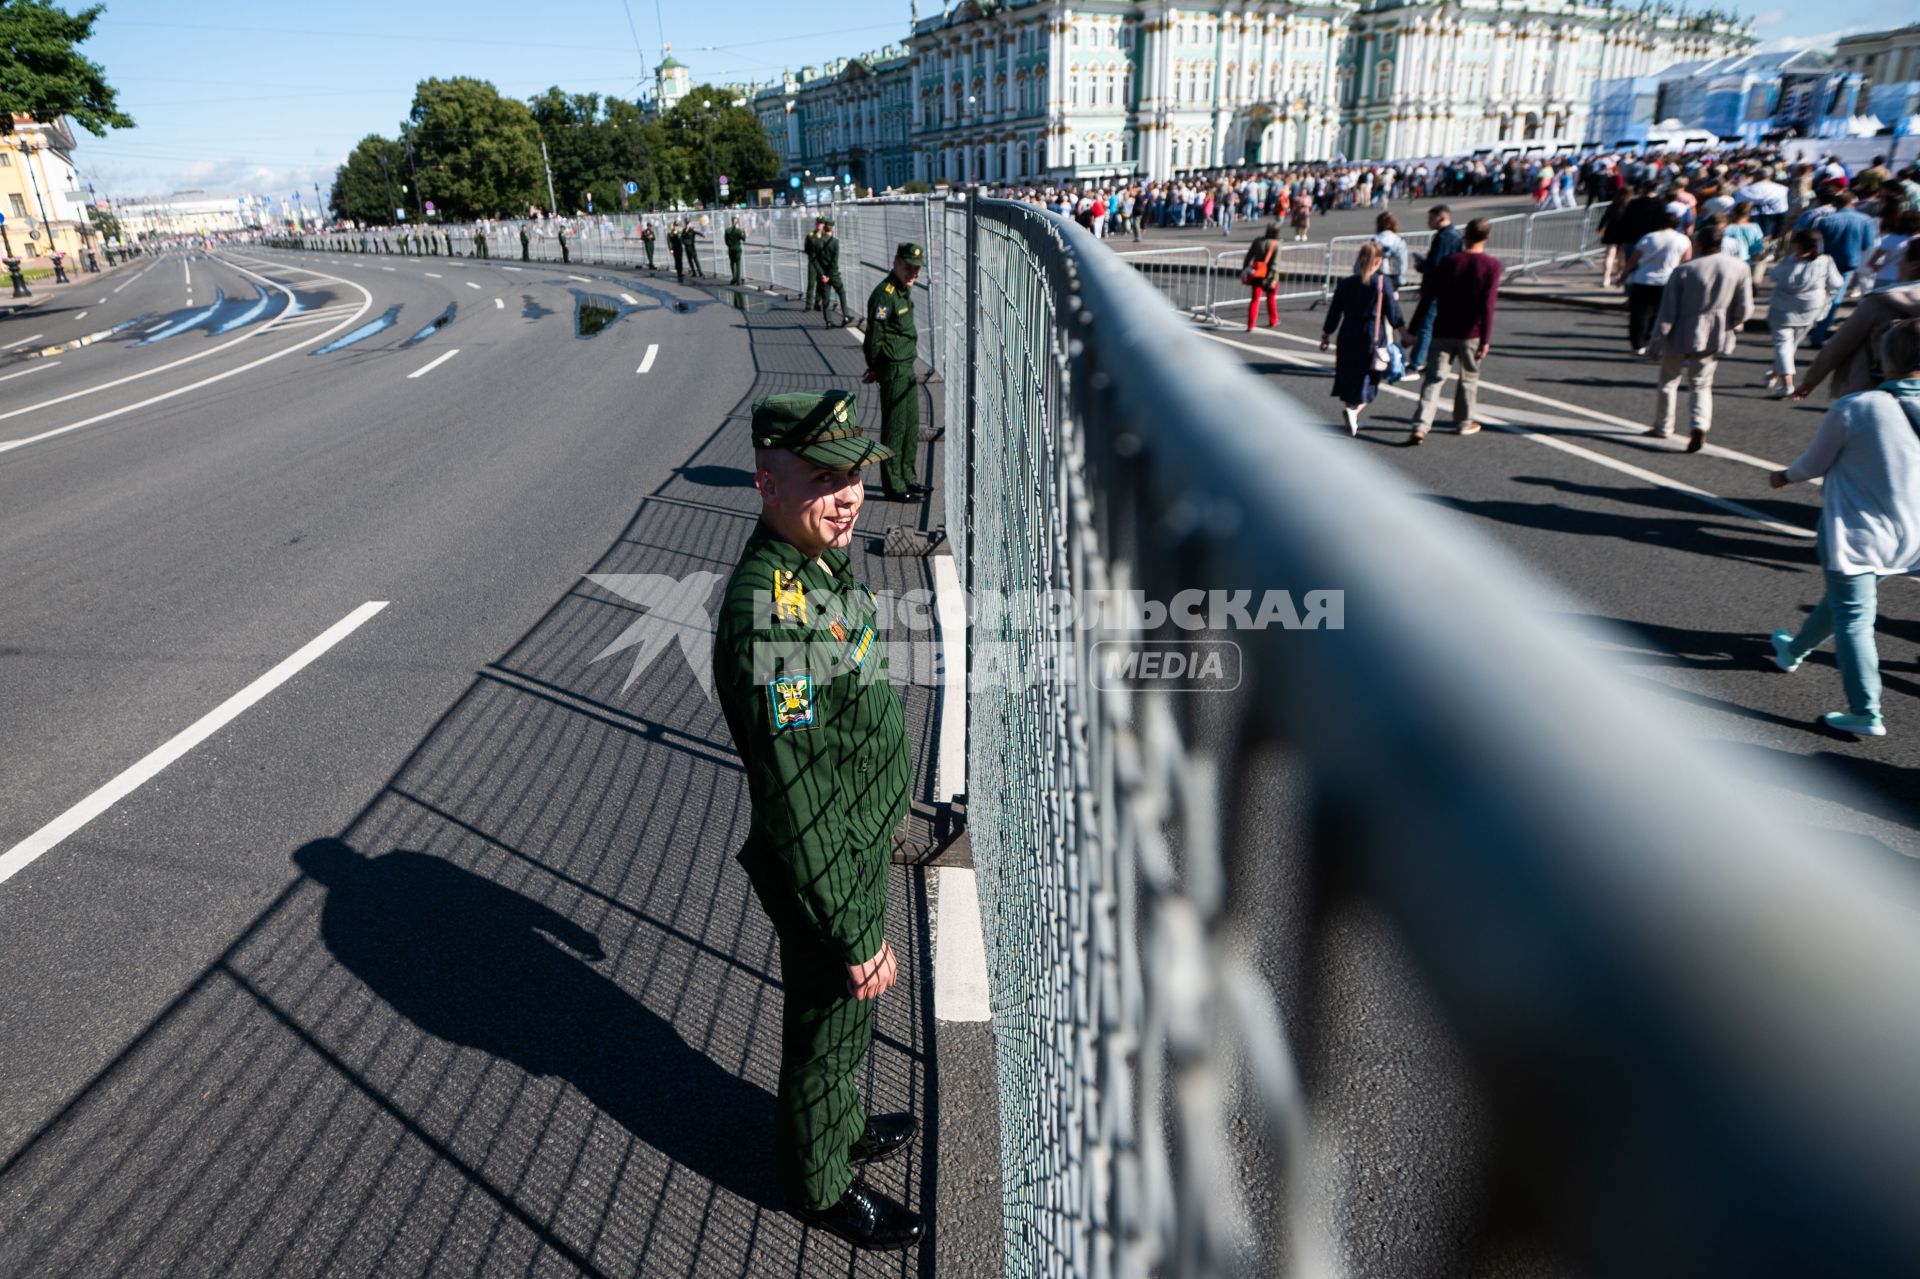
[397, 303, 456, 349]
[576, 302, 618, 337]
[309, 304, 402, 356]
[721, 288, 770, 313]
[133, 288, 230, 346]
[211, 284, 277, 334]
[522, 294, 554, 319]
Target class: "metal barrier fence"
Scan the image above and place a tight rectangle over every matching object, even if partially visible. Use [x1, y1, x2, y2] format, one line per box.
[942, 192, 1920, 1277]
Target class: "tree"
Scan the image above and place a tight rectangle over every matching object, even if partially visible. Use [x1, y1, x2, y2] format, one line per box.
[405, 77, 542, 220]
[85, 202, 119, 239]
[528, 88, 667, 213]
[655, 86, 778, 206]
[0, 0, 132, 136]
[330, 134, 405, 226]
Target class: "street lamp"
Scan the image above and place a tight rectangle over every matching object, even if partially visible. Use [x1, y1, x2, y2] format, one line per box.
[702, 98, 719, 209]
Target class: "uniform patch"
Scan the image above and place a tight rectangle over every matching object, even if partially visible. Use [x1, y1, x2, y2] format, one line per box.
[830, 616, 850, 643]
[768, 673, 815, 732]
[848, 624, 875, 670]
[874, 306, 888, 319]
[773, 569, 808, 623]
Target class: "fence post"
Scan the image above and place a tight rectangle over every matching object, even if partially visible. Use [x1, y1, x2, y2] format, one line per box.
[924, 197, 941, 381]
[964, 194, 979, 605]
[1523, 211, 1536, 273]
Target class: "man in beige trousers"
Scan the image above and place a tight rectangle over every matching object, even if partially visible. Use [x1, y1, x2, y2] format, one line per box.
[1647, 219, 1753, 453]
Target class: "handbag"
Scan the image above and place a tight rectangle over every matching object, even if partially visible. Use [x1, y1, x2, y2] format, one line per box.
[1370, 277, 1407, 381]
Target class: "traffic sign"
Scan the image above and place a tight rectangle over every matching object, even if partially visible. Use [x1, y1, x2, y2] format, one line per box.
[424, 200, 436, 214]
[789, 175, 800, 189]
[625, 180, 639, 195]
[0, 211, 6, 225]
[396, 208, 407, 220]
[718, 177, 730, 197]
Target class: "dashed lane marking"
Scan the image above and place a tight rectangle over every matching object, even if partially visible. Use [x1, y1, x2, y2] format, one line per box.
[636, 344, 658, 374]
[2, 333, 45, 350]
[619, 293, 638, 305]
[466, 281, 481, 290]
[0, 361, 58, 382]
[0, 601, 390, 886]
[407, 348, 460, 379]
[493, 297, 504, 309]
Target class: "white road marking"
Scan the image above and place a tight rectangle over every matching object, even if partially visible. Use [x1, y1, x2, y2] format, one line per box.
[493, 297, 504, 309]
[636, 343, 658, 374]
[110, 262, 154, 294]
[466, 281, 481, 290]
[0, 256, 373, 457]
[382, 266, 396, 272]
[1232, 324, 1799, 476]
[933, 868, 991, 1022]
[1202, 331, 1814, 540]
[74, 311, 87, 321]
[2, 333, 45, 350]
[502, 266, 523, 272]
[567, 274, 589, 282]
[423, 272, 442, 279]
[98, 296, 106, 303]
[619, 293, 638, 305]
[0, 361, 58, 382]
[183, 260, 191, 288]
[407, 348, 460, 379]
[0, 601, 389, 886]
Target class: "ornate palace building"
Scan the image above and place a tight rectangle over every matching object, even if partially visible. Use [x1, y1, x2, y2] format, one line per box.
[753, 0, 1754, 189]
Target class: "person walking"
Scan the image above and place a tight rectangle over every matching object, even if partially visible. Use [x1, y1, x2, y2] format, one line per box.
[863, 243, 928, 501]
[1796, 239, 1920, 401]
[726, 216, 746, 286]
[712, 389, 924, 1249]
[1722, 202, 1767, 267]
[1242, 222, 1282, 331]
[1408, 216, 1503, 445]
[1766, 320, 1920, 738]
[1598, 189, 1634, 288]
[1407, 204, 1462, 372]
[1808, 190, 1879, 347]
[1645, 219, 1752, 452]
[1370, 210, 1408, 283]
[1622, 211, 1692, 354]
[1289, 193, 1312, 242]
[1320, 241, 1405, 437]
[1766, 227, 1845, 398]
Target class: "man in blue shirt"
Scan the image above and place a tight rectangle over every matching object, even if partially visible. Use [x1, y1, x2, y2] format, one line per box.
[1811, 190, 1879, 347]
[1408, 204, 1464, 372]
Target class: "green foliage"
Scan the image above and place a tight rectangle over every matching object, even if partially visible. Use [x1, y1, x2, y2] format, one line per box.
[900, 180, 931, 195]
[85, 202, 119, 239]
[330, 134, 406, 226]
[0, 0, 132, 136]
[405, 77, 543, 220]
[527, 87, 667, 213]
[652, 86, 779, 207]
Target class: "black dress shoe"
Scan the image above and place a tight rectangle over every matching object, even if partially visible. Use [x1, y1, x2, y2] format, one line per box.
[850, 1112, 917, 1164]
[904, 483, 934, 497]
[792, 1185, 923, 1251]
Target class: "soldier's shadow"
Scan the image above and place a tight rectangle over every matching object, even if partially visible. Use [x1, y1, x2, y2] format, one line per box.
[292, 838, 781, 1209]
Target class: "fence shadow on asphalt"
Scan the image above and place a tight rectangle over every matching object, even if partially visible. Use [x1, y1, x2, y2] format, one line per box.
[0, 301, 940, 1279]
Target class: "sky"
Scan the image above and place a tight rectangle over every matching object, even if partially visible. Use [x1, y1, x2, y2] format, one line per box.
[63, 0, 1890, 202]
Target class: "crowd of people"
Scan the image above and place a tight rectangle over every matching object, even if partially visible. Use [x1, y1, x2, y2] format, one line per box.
[1281, 147, 1920, 737]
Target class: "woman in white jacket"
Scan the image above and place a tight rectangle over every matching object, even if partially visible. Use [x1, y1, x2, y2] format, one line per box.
[1767, 319, 1920, 737]
[1766, 227, 1845, 398]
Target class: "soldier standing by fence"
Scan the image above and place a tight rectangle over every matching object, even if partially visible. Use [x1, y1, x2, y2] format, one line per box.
[685, 219, 705, 278]
[816, 219, 849, 327]
[727, 216, 746, 285]
[803, 219, 822, 310]
[864, 243, 929, 502]
[642, 222, 656, 270]
[668, 221, 685, 283]
[520, 225, 531, 261]
[712, 389, 923, 1254]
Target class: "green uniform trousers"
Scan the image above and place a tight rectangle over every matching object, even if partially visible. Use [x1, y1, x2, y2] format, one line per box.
[729, 248, 743, 284]
[877, 364, 920, 494]
[818, 275, 849, 322]
[745, 851, 885, 1209]
[644, 243, 655, 269]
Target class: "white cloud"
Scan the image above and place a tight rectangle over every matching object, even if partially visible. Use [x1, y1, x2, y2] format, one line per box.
[1754, 27, 1864, 53]
[1754, 9, 1787, 27]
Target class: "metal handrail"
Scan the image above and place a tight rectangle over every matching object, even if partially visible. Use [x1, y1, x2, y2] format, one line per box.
[960, 192, 1920, 1276]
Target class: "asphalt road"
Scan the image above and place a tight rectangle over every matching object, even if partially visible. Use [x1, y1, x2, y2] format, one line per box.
[0, 246, 954, 1277]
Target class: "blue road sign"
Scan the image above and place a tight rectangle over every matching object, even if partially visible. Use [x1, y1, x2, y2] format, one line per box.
[0, 212, 7, 225]
[625, 180, 639, 195]
[789, 175, 801, 189]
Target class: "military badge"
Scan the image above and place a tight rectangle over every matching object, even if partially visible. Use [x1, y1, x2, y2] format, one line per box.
[848, 624, 874, 670]
[768, 672, 815, 732]
[830, 616, 850, 643]
[833, 399, 851, 424]
[772, 569, 808, 623]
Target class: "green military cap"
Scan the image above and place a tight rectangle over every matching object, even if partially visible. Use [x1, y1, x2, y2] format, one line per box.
[751, 390, 892, 468]
[819, 217, 835, 227]
[895, 242, 925, 265]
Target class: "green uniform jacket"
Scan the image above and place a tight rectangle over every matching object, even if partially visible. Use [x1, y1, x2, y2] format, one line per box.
[864, 273, 918, 368]
[816, 235, 841, 281]
[713, 522, 910, 964]
[725, 226, 746, 252]
[802, 231, 821, 273]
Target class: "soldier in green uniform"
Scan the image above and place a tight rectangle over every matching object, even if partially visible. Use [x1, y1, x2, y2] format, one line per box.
[520, 225, 531, 261]
[668, 221, 685, 283]
[801, 218, 822, 310]
[712, 389, 924, 1252]
[684, 219, 705, 278]
[726, 216, 746, 285]
[558, 227, 569, 264]
[815, 218, 850, 327]
[864, 244, 928, 501]
[474, 227, 489, 259]
[641, 222, 656, 270]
